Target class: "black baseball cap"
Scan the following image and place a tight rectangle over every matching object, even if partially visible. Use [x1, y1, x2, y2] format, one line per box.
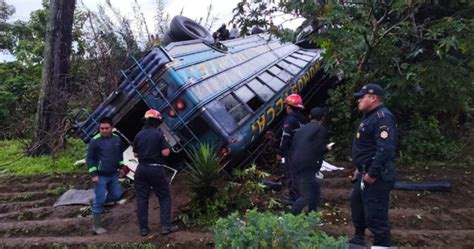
[310, 107, 328, 120]
[354, 83, 385, 97]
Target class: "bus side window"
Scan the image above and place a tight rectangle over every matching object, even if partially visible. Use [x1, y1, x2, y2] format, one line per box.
[180, 116, 219, 143]
[248, 79, 274, 102]
[220, 94, 250, 125]
[235, 85, 264, 112]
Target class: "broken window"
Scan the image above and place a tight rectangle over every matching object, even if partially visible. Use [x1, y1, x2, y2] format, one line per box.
[235, 85, 264, 112]
[220, 94, 250, 124]
[180, 116, 219, 143]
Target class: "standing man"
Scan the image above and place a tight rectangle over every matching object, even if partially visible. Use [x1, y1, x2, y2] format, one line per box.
[350, 83, 397, 247]
[229, 23, 239, 39]
[277, 94, 307, 203]
[133, 109, 178, 236]
[290, 107, 332, 215]
[87, 117, 125, 235]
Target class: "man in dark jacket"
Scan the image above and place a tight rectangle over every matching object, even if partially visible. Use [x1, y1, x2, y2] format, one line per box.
[133, 109, 178, 236]
[290, 107, 331, 215]
[87, 117, 126, 235]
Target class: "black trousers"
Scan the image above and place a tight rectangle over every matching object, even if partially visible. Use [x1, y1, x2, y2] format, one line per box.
[290, 174, 321, 215]
[283, 156, 300, 201]
[351, 176, 394, 246]
[134, 164, 172, 230]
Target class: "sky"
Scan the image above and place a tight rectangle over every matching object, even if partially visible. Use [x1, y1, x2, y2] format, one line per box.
[7, 0, 242, 28]
[2, 0, 305, 61]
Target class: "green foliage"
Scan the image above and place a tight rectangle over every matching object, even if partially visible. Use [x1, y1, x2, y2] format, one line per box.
[213, 209, 347, 249]
[0, 138, 86, 176]
[181, 157, 272, 226]
[318, 1, 474, 162]
[186, 143, 223, 199]
[219, 165, 270, 212]
[233, 0, 474, 163]
[231, 0, 273, 36]
[0, 62, 41, 138]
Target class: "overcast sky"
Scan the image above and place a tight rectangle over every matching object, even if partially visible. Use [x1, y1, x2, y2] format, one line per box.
[2, 0, 304, 61]
[8, 0, 241, 26]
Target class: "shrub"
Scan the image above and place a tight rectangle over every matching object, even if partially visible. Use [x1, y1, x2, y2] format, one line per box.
[185, 143, 223, 200]
[213, 209, 347, 249]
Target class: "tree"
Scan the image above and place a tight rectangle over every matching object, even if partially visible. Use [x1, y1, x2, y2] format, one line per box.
[0, 0, 15, 50]
[29, 0, 76, 156]
[232, 0, 474, 162]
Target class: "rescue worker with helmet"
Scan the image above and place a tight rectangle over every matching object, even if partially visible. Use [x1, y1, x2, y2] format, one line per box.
[277, 93, 308, 203]
[133, 109, 178, 236]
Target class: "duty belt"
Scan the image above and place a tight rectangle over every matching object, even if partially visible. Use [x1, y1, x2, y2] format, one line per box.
[143, 163, 165, 167]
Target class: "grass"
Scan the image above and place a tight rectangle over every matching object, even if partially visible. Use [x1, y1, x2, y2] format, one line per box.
[0, 137, 87, 176]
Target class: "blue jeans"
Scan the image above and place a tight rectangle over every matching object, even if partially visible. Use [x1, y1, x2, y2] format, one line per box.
[92, 174, 123, 214]
[291, 174, 321, 215]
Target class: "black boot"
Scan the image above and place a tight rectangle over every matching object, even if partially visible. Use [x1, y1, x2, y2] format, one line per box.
[92, 213, 107, 235]
[160, 225, 178, 235]
[349, 229, 366, 246]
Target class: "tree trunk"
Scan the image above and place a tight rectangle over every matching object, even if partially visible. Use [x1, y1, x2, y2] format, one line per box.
[29, 0, 76, 156]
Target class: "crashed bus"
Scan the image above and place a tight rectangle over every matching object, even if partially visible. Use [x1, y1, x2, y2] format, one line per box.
[74, 17, 326, 175]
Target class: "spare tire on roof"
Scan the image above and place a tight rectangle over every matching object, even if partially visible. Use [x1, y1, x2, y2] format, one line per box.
[162, 15, 214, 46]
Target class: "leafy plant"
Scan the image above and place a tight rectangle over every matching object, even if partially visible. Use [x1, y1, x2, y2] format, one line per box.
[220, 165, 270, 211]
[213, 209, 347, 249]
[185, 143, 223, 200]
[180, 161, 274, 226]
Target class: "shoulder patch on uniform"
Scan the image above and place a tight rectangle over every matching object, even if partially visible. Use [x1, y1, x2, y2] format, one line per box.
[93, 134, 102, 140]
[376, 111, 385, 119]
[380, 130, 389, 139]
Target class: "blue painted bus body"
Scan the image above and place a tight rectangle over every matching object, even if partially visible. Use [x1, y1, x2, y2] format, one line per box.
[75, 34, 324, 163]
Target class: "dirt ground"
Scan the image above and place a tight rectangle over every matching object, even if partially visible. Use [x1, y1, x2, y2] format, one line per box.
[1, 163, 473, 248]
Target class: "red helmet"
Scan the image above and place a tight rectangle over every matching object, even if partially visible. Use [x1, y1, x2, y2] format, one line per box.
[144, 109, 162, 120]
[285, 94, 304, 109]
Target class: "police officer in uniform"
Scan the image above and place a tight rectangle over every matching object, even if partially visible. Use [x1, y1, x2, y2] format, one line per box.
[133, 109, 178, 236]
[350, 83, 397, 247]
[277, 94, 308, 202]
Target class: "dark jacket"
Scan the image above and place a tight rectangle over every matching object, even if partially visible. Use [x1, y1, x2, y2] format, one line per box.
[86, 134, 125, 177]
[133, 126, 170, 165]
[279, 111, 307, 157]
[290, 121, 328, 176]
[352, 105, 397, 180]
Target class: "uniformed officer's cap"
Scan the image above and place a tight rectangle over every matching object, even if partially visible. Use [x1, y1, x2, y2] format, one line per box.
[353, 83, 385, 97]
